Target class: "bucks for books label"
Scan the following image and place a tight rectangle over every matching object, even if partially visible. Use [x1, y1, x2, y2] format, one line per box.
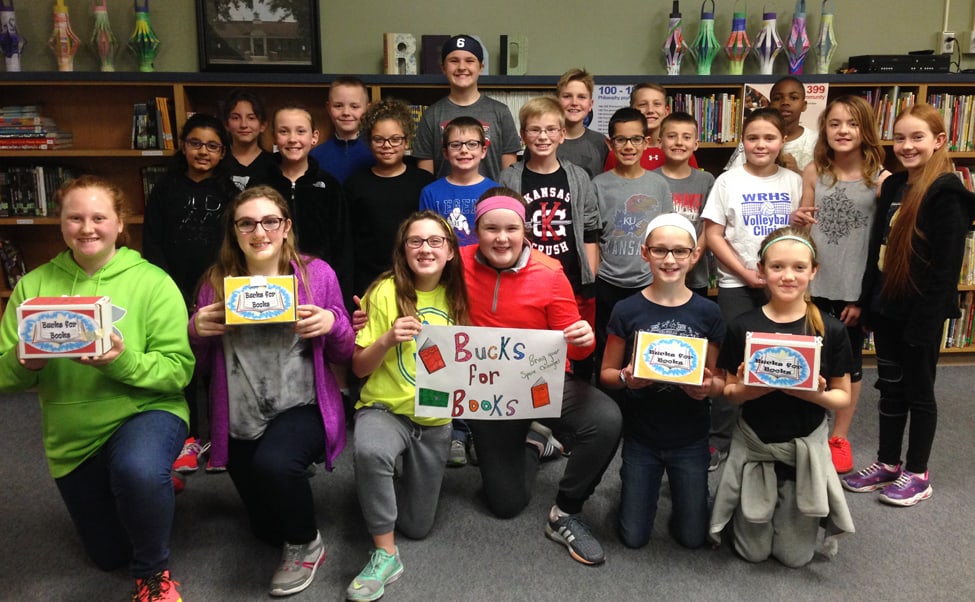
[744, 332, 822, 391]
[17, 296, 113, 358]
[414, 325, 566, 420]
[631, 332, 708, 386]
[224, 275, 298, 324]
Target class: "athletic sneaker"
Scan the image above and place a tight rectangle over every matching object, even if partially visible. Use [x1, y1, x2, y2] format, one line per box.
[526, 430, 563, 461]
[171, 474, 184, 495]
[447, 438, 467, 467]
[133, 570, 182, 602]
[708, 446, 727, 472]
[346, 547, 404, 601]
[172, 437, 209, 473]
[205, 459, 227, 473]
[546, 513, 605, 565]
[878, 470, 933, 506]
[842, 461, 901, 492]
[269, 531, 325, 597]
[829, 436, 854, 474]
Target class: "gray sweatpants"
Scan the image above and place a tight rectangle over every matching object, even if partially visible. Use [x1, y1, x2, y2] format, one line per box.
[353, 406, 451, 539]
[732, 479, 821, 568]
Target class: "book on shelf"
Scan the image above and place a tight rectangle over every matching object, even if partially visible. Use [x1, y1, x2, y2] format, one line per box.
[959, 229, 975, 285]
[0, 105, 72, 150]
[155, 97, 175, 151]
[0, 165, 78, 217]
[141, 164, 168, 205]
[132, 99, 172, 150]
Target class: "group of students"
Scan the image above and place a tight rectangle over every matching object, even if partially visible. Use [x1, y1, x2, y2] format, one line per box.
[2, 32, 975, 602]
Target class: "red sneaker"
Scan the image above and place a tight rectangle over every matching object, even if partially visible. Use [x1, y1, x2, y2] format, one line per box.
[172, 474, 185, 495]
[133, 570, 182, 601]
[172, 437, 208, 473]
[829, 436, 854, 474]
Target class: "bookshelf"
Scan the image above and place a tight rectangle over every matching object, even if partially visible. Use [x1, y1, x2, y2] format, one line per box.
[0, 72, 973, 357]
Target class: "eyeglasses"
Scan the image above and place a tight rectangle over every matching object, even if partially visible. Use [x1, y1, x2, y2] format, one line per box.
[524, 126, 563, 139]
[184, 138, 223, 152]
[611, 135, 647, 147]
[371, 135, 407, 147]
[405, 235, 446, 249]
[646, 246, 693, 259]
[446, 140, 484, 151]
[235, 216, 286, 233]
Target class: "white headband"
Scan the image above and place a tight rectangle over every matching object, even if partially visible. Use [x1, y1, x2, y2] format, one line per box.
[643, 213, 698, 245]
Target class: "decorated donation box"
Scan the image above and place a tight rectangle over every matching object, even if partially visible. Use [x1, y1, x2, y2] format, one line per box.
[415, 325, 567, 420]
[631, 332, 708, 386]
[224, 275, 298, 325]
[17, 296, 113, 358]
[743, 332, 822, 391]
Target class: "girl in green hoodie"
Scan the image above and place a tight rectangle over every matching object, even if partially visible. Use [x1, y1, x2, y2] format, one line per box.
[0, 175, 194, 602]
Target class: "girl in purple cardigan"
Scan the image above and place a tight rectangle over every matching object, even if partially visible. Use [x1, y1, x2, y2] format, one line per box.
[189, 185, 353, 597]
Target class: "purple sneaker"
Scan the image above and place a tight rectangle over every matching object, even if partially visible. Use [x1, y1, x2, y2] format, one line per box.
[842, 461, 901, 492]
[878, 471, 933, 507]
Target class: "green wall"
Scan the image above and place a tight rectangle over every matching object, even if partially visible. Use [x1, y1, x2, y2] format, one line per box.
[5, 0, 975, 75]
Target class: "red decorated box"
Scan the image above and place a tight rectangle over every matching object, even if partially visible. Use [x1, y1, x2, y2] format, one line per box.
[17, 296, 113, 358]
[743, 331, 822, 391]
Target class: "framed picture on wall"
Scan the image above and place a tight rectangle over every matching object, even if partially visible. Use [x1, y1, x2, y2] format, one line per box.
[196, 0, 322, 73]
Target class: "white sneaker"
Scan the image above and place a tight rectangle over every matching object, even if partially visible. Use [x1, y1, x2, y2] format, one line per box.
[269, 531, 325, 596]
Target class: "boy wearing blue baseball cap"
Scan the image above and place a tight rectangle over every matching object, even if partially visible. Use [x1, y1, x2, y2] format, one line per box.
[413, 35, 521, 181]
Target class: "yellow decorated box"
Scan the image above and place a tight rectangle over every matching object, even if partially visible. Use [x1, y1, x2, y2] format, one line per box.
[631, 331, 708, 386]
[17, 296, 113, 358]
[224, 275, 298, 325]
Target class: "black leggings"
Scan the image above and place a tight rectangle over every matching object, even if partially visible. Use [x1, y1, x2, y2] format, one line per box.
[872, 316, 940, 474]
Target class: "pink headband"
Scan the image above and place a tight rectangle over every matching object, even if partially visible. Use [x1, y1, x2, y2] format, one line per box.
[475, 195, 526, 222]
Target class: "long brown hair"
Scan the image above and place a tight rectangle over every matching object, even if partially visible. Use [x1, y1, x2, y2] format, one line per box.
[203, 185, 308, 302]
[758, 226, 824, 336]
[813, 95, 886, 187]
[362, 211, 469, 325]
[883, 103, 952, 297]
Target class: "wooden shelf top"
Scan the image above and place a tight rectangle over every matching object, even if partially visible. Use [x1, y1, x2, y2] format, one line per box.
[0, 150, 174, 159]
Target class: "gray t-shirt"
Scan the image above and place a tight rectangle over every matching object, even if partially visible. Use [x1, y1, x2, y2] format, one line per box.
[594, 170, 673, 288]
[225, 323, 316, 440]
[412, 95, 521, 180]
[809, 174, 877, 301]
[653, 168, 716, 289]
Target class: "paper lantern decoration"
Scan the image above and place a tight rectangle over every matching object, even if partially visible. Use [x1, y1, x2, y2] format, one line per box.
[662, 1, 686, 76]
[752, 10, 783, 75]
[90, 0, 119, 72]
[48, 0, 82, 72]
[723, 0, 751, 75]
[690, 0, 720, 76]
[0, 0, 25, 72]
[785, 0, 811, 74]
[813, 0, 837, 74]
[128, 0, 160, 73]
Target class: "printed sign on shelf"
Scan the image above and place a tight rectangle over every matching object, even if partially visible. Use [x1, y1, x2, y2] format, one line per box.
[415, 325, 566, 420]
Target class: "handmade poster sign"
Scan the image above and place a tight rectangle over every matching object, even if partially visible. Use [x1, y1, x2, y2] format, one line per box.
[415, 325, 566, 420]
[224, 275, 298, 325]
[17, 296, 113, 358]
[743, 331, 821, 391]
[631, 331, 708, 386]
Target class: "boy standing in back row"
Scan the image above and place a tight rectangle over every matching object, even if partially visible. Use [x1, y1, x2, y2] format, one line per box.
[604, 83, 699, 172]
[413, 35, 522, 180]
[309, 76, 375, 183]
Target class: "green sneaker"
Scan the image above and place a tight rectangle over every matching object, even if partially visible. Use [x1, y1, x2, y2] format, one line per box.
[346, 547, 403, 601]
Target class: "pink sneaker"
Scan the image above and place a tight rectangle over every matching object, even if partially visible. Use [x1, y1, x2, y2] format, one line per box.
[842, 461, 901, 492]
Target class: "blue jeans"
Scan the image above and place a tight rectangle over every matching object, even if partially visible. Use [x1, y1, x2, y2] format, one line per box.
[55, 410, 187, 578]
[618, 435, 710, 549]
